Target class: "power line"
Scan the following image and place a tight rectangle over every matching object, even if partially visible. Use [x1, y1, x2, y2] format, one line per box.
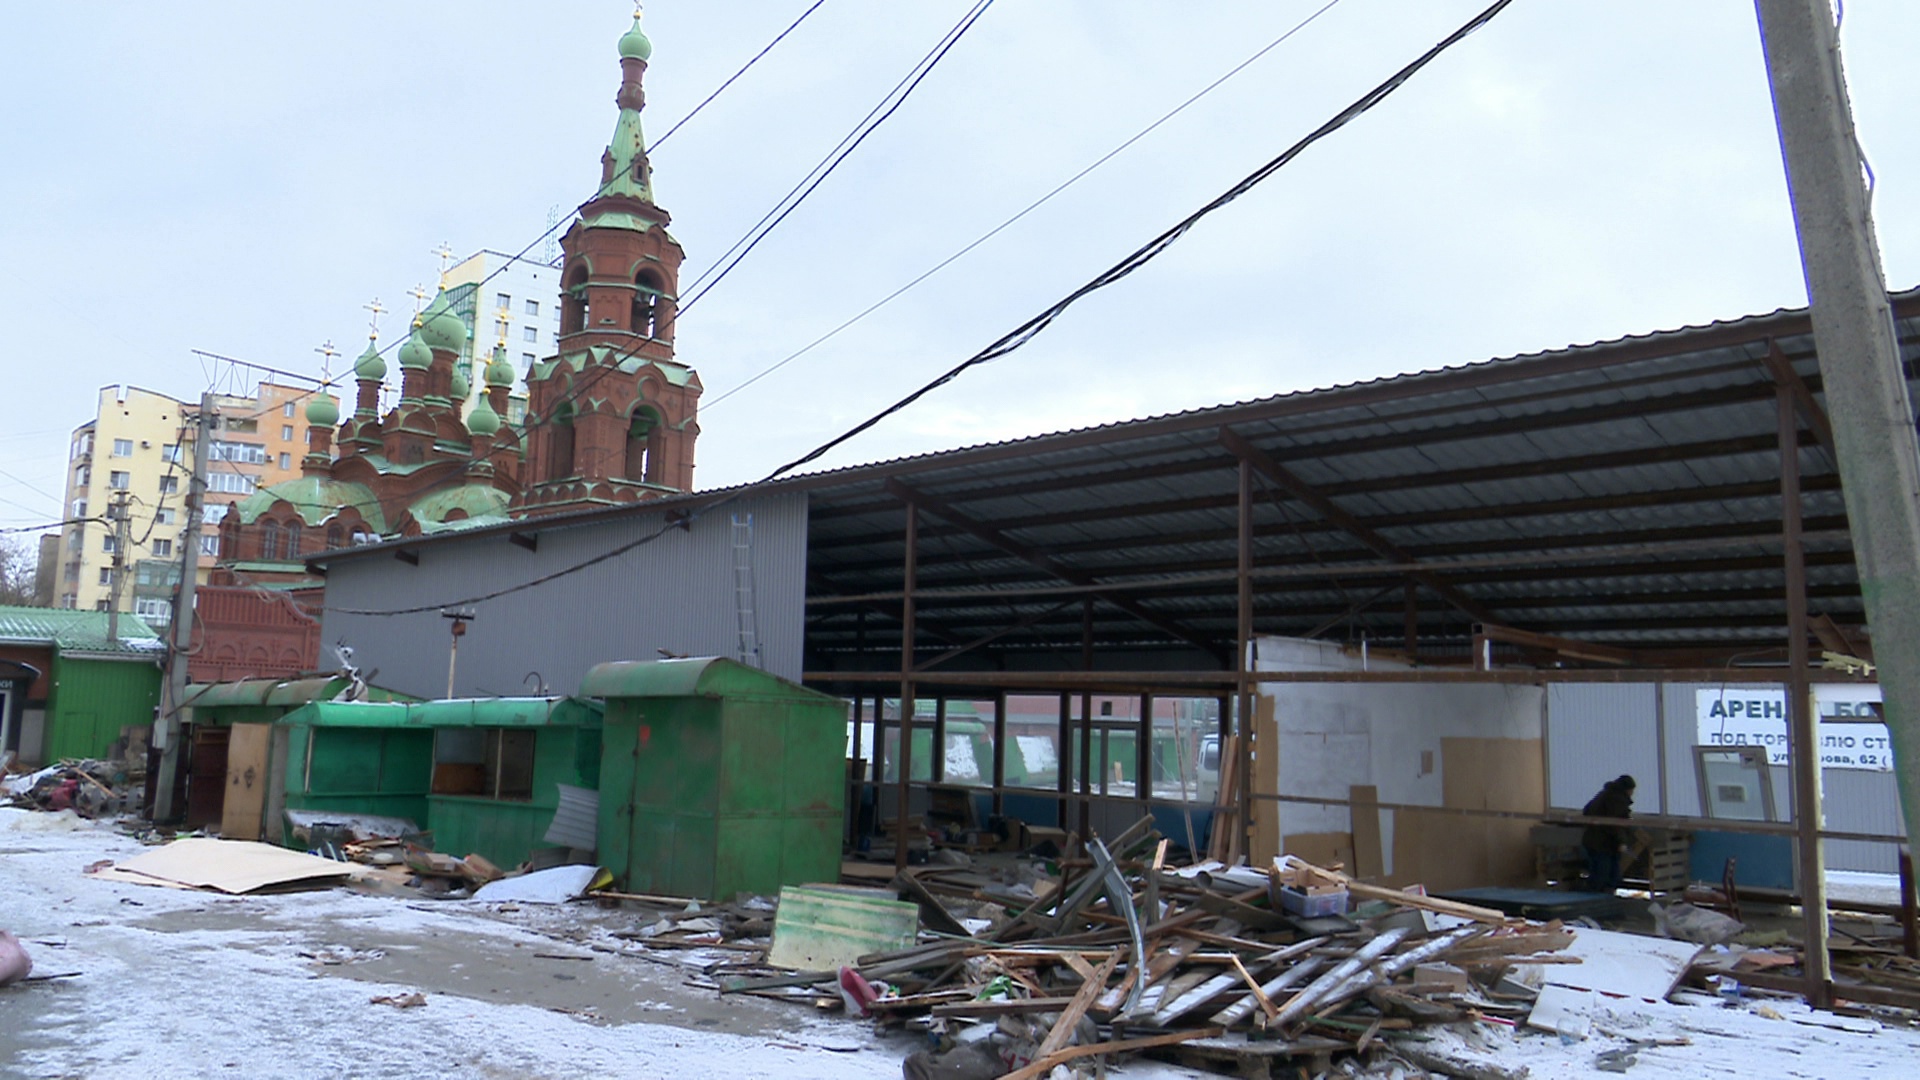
[676, 0, 996, 313]
[652, 0, 828, 152]
[326, 0, 1517, 619]
[702, 0, 1349, 412]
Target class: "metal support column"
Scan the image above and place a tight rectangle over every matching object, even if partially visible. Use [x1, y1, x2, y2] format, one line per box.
[1079, 599, 1095, 840]
[1236, 459, 1256, 858]
[1056, 693, 1072, 830]
[1404, 582, 1419, 664]
[1756, 0, 1920, 858]
[1138, 692, 1154, 811]
[932, 696, 947, 785]
[849, 696, 864, 847]
[897, 502, 917, 872]
[1781, 384, 1831, 1004]
[991, 690, 1007, 818]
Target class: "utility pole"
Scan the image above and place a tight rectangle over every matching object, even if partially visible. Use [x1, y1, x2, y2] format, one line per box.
[105, 490, 130, 645]
[154, 393, 213, 823]
[1754, 0, 1920, 999]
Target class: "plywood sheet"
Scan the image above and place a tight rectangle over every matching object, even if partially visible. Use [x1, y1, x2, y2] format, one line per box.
[1388, 737, 1544, 890]
[110, 838, 350, 894]
[1281, 831, 1353, 872]
[221, 723, 273, 841]
[1349, 784, 1383, 880]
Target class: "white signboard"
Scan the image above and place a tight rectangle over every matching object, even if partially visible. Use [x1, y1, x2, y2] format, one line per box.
[1695, 686, 1892, 771]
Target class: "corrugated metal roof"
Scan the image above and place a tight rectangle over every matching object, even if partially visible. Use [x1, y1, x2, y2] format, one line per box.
[0, 605, 165, 657]
[797, 291, 1920, 664]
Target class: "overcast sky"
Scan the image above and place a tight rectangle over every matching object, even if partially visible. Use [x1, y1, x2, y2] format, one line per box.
[3, 0, 1916, 534]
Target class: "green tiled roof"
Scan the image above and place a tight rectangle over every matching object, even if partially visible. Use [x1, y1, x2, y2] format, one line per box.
[0, 605, 165, 657]
[408, 484, 511, 533]
[533, 347, 693, 386]
[235, 476, 388, 533]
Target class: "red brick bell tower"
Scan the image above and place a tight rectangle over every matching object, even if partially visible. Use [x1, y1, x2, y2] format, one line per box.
[514, 11, 700, 518]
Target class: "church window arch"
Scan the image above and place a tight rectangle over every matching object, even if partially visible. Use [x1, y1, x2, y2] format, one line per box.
[625, 406, 663, 484]
[548, 400, 577, 482]
[633, 269, 665, 339]
[260, 521, 280, 561]
[561, 265, 589, 336]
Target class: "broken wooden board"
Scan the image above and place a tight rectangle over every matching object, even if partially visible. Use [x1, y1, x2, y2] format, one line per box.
[768, 885, 918, 972]
[106, 838, 350, 894]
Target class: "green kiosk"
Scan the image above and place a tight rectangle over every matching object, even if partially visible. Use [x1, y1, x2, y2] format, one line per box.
[582, 658, 847, 900]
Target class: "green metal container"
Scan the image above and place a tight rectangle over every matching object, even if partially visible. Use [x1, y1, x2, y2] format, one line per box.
[273, 696, 601, 869]
[583, 658, 848, 900]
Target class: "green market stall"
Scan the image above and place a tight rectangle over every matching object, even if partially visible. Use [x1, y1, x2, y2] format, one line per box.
[583, 657, 847, 900]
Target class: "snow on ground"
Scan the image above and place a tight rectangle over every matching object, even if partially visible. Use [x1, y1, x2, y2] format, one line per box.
[0, 809, 916, 1080]
[4, 807, 1916, 1080]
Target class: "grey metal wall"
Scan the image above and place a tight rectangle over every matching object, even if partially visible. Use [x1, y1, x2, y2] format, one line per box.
[1546, 682, 1904, 874]
[1546, 683, 1661, 813]
[318, 491, 808, 699]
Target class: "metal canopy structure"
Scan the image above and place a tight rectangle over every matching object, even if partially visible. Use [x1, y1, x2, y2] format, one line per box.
[797, 291, 1920, 676]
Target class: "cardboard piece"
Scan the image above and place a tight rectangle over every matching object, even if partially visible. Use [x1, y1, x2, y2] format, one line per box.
[767, 885, 918, 972]
[109, 838, 351, 894]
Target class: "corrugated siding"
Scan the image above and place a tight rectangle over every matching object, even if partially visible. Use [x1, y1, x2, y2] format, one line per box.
[319, 492, 808, 700]
[1662, 683, 1901, 874]
[1546, 684, 1659, 812]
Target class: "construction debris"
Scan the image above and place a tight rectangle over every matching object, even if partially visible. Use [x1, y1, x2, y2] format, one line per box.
[707, 816, 1599, 1078]
[1, 759, 141, 818]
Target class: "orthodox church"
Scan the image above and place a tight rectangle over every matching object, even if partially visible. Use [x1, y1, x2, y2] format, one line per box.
[194, 13, 699, 679]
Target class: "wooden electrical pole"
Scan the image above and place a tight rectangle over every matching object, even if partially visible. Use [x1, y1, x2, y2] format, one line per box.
[1754, 0, 1920, 900]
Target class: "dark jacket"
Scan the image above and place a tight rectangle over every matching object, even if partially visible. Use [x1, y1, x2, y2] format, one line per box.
[1581, 782, 1633, 852]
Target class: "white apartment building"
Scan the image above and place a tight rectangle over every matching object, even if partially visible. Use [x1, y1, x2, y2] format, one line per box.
[442, 248, 555, 426]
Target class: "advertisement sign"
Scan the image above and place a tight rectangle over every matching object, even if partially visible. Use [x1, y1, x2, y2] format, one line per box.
[1695, 685, 1891, 771]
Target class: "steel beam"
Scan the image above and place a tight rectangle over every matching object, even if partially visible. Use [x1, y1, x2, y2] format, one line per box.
[884, 478, 1224, 660]
[1221, 426, 1497, 624]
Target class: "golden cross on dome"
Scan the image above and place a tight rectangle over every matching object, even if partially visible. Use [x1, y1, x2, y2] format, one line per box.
[315, 340, 339, 381]
[364, 297, 387, 341]
[408, 283, 430, 321]
[432, 242, 455, 277]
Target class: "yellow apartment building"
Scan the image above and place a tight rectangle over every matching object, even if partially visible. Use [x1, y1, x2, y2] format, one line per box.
[59, 382, 312, 621]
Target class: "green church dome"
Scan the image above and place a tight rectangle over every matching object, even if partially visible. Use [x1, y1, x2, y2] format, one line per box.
[450, 362, 470, 402]
[416, 288, 469, 352]
[353, 339, 387, 380]
[398, 332, 433, 370]
[305, 392, 340, 427]
[618, 13, 652, 61]
[486, 347, 516, 388]
[467, 393, 501, 437]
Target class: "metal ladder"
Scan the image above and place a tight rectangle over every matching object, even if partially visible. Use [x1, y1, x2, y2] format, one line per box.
[731, 513, 759, 666]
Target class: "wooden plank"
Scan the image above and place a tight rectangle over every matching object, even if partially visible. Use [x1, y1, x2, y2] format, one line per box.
[1002, 1027, 1226, 1080]
[220, 723, 272, 842]
[1286, 857, 1509, 925]
[1350, 784, 1384, 880]
[1033, 951, 1118, 1059]
[933, 996, 1078, 1018]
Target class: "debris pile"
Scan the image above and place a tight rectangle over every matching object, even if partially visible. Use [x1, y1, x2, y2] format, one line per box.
[721, 817, 1585, 1079]
[1, 759, 141, 818]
